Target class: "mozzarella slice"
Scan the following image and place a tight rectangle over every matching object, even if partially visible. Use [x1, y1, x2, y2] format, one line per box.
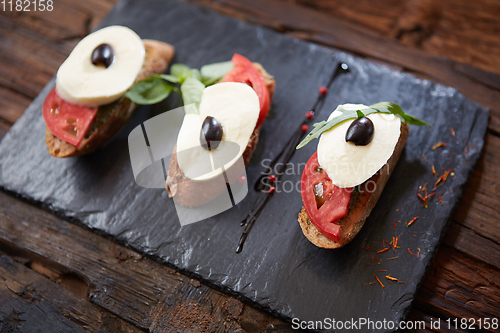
[176, 82, 260, 181]
[317, 104, 401, 188]
[56, 25, 145, 107]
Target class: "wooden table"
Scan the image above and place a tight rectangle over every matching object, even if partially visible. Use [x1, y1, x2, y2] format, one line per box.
[1, 0, 499, 331]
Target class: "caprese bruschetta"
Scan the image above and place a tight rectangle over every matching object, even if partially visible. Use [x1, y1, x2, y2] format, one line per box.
[166, 54, 275, 207]
[296, 102, 426, 248]
[43, 25, 175, 157]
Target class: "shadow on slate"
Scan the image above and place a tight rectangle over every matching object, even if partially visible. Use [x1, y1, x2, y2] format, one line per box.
[0, 0, 489, 330]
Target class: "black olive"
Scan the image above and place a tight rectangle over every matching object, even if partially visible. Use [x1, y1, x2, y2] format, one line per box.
[200, 116, 223, 150]
[345, 116, 374, 146]
[91, 44, 114, 68]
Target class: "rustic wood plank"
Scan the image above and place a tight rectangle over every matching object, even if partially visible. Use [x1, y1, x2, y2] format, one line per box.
[405, 307, 441, 332]
[0, 0, 120, 126]
[443, 221, 500, 268]
[0, 0, 118, 41]
[0, 251, 142, 332]
[0, 4, 88, 42]
[191, 0, 500, 134]
[0, 87, 30, 125]
[0, 24, 74, 98]
[0, 287, 87, 333]
[452, 132, 500, 244]
[0, 191, 293, 332]
[413, 245, 500, 328]
[0, 121, 10, 141]
[288, 0, 500, 77]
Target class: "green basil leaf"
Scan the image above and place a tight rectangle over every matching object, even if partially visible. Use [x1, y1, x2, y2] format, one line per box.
[403, 113, 429, 126]
[369, 101, 428, 126]
[170, 64, 191, 79]
[201, 61, 233, 85]
[187, 68, 201, 81]
[170, 64, 201, 83]
[184, 104, 199, 115]
[297, 111, 366, 149]
[158, 74, 180, 83]
[296, 102, 428, 149]
[125, 77, 174, 105]
[356, 110, 365, 118]
[201, 77, 219, 86]
[180, 77, 205, 107]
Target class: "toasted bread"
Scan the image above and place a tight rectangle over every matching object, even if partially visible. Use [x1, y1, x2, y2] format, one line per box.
[298, 122, 409, 249]
[166, 64, 275, 207]
[46, 40, 175, 157]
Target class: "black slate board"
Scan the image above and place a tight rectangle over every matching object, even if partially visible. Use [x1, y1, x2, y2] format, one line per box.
[0, 0, 489, 330]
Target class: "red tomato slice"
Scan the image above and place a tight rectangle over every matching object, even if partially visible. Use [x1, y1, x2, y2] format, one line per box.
[221, 53, 270, 127]
[42, 88, 98, 147]
[301, 152, 352, 242]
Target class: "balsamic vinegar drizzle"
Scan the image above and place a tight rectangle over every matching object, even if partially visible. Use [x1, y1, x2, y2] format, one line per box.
[236, 61, 350, 253]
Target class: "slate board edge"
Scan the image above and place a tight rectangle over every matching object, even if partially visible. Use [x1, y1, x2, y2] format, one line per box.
[0, 0, 491, 329]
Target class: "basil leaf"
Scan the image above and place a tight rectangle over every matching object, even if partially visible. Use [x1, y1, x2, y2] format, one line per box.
[125, 77, 174, 105]
[296, 102, 428, 149]
[170, 64, 201, 83]
[184, 104, 199, 115]
[158, 74, 180, 83]
[370, 102, 428, 126]
[403, 113, 428, 126]
[201, 61, 233, 86]
[170, 64, 191, 79]
[187, 68, 201, 81]
[180, 77, 205, 107]
[356, 110, 365, 118]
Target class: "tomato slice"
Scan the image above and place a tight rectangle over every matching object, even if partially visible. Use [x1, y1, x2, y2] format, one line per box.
[301, 152, 352, 242]
[221, 53, 270, 127]
[42, 88, 98, 147]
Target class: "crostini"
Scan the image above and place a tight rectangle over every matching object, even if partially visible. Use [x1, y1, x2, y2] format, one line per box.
[43, 25, 175, 157]
[296, 103, 426, 248]
[166, 54, 275, 207]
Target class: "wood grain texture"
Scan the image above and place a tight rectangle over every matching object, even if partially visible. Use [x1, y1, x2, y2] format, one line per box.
[0, 0, 499, 330]
[0, 251, 142, 332]
[290, 0, 500, 76]
[451, 133, 500, 245]
[412, 245, 500, 321]
[0, 192, 292, 332]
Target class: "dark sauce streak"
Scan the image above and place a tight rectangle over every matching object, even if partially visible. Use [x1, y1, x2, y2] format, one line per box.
[236, 61, 350, 254]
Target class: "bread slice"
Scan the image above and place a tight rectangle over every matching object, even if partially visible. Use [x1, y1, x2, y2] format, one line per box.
[298, 122, 409, 249]
[46, 40, 175, 157]
[166, 64, 275, 207]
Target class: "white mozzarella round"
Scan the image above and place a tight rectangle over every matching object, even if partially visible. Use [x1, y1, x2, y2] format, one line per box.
[317, 104, 401, 188]
[176, 82, 260, 181]
[56, 25, 145, 107]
